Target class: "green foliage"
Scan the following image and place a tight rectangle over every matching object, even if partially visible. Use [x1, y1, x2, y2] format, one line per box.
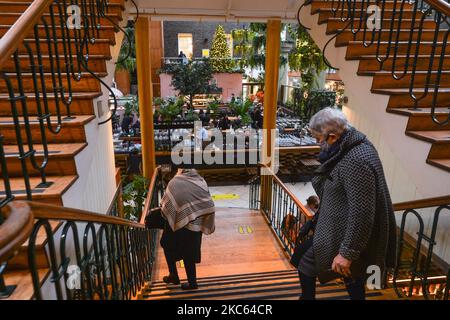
[122, 175, 149, 221]
[155, 97, 184, 121]
[287, 25, 326, 91]
[230, 98, 253, 126]
[124, 96, 139, 117]
[210, 25, 234, 73]
[169, 60, 220, 107]
[115, 24, 136, 73]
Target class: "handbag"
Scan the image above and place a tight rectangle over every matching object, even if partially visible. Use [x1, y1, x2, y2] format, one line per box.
[145, 207, 166, 229]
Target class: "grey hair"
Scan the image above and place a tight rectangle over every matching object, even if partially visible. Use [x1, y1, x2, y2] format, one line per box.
[309, 107, 350, 136]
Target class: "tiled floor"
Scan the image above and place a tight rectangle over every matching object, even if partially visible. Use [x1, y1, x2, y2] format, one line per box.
[208, 181, 318, 209]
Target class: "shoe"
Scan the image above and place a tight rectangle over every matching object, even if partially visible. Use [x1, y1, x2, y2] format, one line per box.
[162, 274, 180, 285]
[181, 282, 198, 290]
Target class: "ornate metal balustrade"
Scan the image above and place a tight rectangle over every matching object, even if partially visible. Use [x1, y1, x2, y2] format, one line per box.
[298, 0, 450, 125]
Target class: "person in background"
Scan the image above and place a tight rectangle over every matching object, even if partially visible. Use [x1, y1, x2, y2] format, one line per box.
[305, 195, 320, 216]
[160, 168, 216, 290]
[121, 112, 133, 134]
[297, 107, 397, 300]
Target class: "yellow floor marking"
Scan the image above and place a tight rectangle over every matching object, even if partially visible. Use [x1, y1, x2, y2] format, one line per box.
[212, 193, 240, 200]
[238, 225, 253, 234]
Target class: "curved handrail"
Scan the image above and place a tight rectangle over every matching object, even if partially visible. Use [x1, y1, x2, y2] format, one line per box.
[140, 166, 162, 225]
[26, 201, 145, 229]
[259, 164, 314, 219]
[393, 195, 450, 212]
[0, 201, 34, 263]
[0, 0, 52, 69]
[425, 0, 450, 16]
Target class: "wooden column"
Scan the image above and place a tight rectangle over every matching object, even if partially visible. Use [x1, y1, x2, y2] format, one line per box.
[260, 20, 281, 209]
[135, 16, 156, 179]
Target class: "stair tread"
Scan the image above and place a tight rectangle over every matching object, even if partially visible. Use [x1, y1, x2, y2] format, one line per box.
[0, 175, 78, 199]
[427, 159, 450, 172]
[2, 268, 48, 300]
[406, 130, 450, 142]
[3, 143, 87, 158]
[0, 115, 95, 126]
[373, 88, 450, 94]
[0, 92, 102, 100]
[388, 108, 450, 116]
[2, 71, 108, 77]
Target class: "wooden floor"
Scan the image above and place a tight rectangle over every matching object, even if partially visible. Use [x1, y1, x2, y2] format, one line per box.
[139, 208, 398, 300]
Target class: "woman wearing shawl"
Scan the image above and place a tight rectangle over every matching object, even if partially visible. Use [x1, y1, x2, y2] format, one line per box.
[159, 168, 216, 290]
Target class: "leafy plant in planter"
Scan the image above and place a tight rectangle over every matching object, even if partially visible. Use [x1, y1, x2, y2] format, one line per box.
[156, 97, 184, 122]
[124, 96, 139, 117]
[122, 175, 149, 221]
[230, 98, 253, 126]
[116, 23, 136, 74]
[166, 60, 221, 108]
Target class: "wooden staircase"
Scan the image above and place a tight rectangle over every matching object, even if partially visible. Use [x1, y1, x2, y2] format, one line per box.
[0, 0, 127, 298]
[139, 269, 398, 300]
[309, 0, 450, 172]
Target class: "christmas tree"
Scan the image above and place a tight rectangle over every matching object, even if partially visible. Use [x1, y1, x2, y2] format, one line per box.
[210, 25, 233, 73]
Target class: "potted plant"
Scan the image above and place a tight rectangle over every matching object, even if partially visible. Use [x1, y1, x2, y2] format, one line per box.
[122, 175, 149, 221]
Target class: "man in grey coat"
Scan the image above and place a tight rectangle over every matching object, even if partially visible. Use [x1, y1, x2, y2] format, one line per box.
[297, 107, 397, 300]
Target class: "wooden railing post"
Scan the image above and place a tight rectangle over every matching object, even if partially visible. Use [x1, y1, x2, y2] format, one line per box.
[260, 20, 281, 210]
[135, 16, 156, 180]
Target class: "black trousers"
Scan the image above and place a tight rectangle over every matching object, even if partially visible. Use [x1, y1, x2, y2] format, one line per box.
[298, 271, 366, 300]
[164, 248, 197, 285]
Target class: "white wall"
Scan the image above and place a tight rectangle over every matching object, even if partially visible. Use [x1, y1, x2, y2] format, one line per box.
[299, 9, 450, 264]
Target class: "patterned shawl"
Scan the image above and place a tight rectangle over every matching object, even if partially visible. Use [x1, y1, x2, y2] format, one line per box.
[160, 169, 215, 235]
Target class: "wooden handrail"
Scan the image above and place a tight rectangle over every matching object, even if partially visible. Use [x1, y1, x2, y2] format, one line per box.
[393, 195, 450, 212]
[26, 201, 145, 229]
[0, 0, 53, 69]
[425, 0, 450, 16]
[0, 201, 34, 264]
[139, 166, 161, 225]
[260, 164, 314, 219]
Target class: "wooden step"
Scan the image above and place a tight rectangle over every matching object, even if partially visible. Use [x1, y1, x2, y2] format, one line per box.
[0, 12, 122, 28]
[326, 18, 436, 33]
[0, 2, 125, 16]
[0, 92, 100, 116]
[0, 25, 116, 44]
[6, 220, 62, 270]
[317, 9, 421, 24]
[16, 39, 112, 56]
[311, 0, 415, 13]
[346, 41, 447, 58]
[367, 71, 450, 90]
[2, 143, 87, 177]
[427, 158, 450, 172]
[2, 268, 49, 300]
[1, 54, 111, 73]
[0, 72, 107, 94]
[406, 130, 450, 144]
[335, 29, 448, 47]
[357, 56, 450, 72]
[0, 175, 78, 206]
[428, 141, 450, 160]
[3, 0, 125, 4]
[400, 110, 450, 132]
[0, 115, 95, 144]
[373, 88, 450, 109]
